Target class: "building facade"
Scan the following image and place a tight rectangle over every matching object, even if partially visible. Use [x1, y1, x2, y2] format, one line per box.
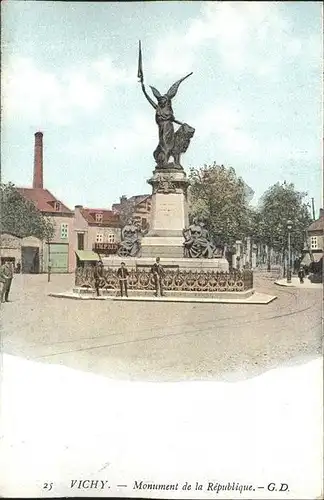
[112, 194, 152, 231]
[16, 132, 75, 273]
[74, 206, 121, 262]
[304, 209, 324, 264]
[0, 232, 46, 272]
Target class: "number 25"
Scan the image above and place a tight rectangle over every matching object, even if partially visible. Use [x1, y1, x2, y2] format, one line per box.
[43, 482, 53, 491]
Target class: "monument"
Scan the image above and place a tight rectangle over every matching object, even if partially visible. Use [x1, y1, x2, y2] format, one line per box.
[104, 41, 229, 272]
[134, 41, 227, 267]
[137, 41, 194, 258]
[75, 42, 255, 298]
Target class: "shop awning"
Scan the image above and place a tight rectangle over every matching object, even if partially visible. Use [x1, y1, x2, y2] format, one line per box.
[75, 250, 100, 262]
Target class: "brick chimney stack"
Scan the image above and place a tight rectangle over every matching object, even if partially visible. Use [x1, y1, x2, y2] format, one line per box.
[33, 131, 43, 188]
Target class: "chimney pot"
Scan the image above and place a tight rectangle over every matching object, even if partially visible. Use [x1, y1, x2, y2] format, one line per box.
[33, 131, 44, 188]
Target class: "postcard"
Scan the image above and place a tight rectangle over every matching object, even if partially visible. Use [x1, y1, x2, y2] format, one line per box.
[0, 2, 322, 499]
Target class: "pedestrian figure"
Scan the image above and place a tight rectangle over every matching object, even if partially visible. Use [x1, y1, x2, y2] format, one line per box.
[117, 262, 129, 297]
[15, 261, 21, 274]
[150, 257, 165, 297]
[0, 265, 8, 304]
[298, 266, 305, 284]
[293, 258, 300, 274]
[0, 261, 13, 303]
[94, 260, 104, 297]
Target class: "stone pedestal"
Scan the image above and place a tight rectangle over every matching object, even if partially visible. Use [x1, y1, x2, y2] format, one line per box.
[141, 166, 190, 258]
[101, 256, 229, 272]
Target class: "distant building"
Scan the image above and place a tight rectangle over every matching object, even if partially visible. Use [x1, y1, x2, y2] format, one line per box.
[302, 209, 324, 265]
[15, 132, 75, 273]
[112, 194, 152, 230]
[0, 232, 21, 267]
[74, 206, 121, 263]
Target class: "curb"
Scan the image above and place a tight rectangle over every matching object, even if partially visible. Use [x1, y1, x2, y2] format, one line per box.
[275, 280, 322, 289]
[48, 292, 277, 305]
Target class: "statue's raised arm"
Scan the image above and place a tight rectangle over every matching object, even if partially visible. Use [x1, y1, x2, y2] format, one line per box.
[138, 41, 157, 109]
[140, 81, 157, 110]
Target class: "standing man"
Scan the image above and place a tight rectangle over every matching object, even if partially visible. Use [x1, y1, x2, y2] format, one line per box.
[117, 262, 129, 297]
[298, 266, 305, 284]
[0, 264, 8, 304]
[0, 261, 13, 303]
[151, 257, 165, 297]
[93, 260, 104, 297]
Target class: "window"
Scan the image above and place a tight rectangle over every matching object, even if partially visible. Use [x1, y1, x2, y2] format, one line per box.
[108, 233, 115, 243]
[54, 202, 61, 211]
[311, 236, 318, 249]
[77, 233, 84, 250]
[95, 213, 103, 223]
[61, 223, 68, 239]
[96, 233, 104, 243]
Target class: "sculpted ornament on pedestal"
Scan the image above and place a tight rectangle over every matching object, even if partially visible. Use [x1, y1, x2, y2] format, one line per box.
[183, 218, 218, 259]
[117, 219, 141, 257]
[155, 180, 176, 194]
[152, 173, 177, 194]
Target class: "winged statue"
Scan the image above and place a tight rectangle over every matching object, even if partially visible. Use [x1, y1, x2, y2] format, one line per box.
[138, 41, 195, 168]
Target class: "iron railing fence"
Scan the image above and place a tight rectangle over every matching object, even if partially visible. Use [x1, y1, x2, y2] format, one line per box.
[75, 267, 253, 292]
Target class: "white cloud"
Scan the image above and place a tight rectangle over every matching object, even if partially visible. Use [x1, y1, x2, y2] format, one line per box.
[151, 2, 315, 79]
[151, 32, 196, 78]
[196, 103, 259, 156]
[108, 113, 156, 156]
[2, 56, 133, 126]
[91, 57, 134, 86]
[66, 112, 156, 160]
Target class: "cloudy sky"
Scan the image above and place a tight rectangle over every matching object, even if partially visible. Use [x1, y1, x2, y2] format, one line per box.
[1, 1, 322, 213]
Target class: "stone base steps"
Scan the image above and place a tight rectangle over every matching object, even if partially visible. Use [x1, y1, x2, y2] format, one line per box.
[49, 289, 277, 305]
[73, 287, 254, 300]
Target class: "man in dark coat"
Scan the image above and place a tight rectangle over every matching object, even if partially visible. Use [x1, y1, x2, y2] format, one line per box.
[117, 262, 129, 297]
[0, 262, 14, 302]
[93, 261, 104, 297]
[150, 257, 165, 297]
[298, 266, 305, 284]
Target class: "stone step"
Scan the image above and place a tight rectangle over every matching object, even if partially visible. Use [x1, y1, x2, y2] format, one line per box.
[73, 287, 254, 300]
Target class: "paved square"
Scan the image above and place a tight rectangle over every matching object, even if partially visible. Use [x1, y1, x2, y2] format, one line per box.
[1, 273, 322, 382]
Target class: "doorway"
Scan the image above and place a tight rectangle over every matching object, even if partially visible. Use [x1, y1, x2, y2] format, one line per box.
[21, 247, 40, 273]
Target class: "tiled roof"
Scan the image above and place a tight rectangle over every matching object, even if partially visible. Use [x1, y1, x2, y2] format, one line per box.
[17, 188, 72, 214]
[80, 208, 120, 227]
[308, 216, 324, 232]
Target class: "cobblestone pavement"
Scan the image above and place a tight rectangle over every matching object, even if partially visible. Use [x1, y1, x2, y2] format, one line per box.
[1, 272, 322, 382]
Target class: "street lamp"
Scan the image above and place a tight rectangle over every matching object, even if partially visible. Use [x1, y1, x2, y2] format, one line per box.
[287, 220, 293, 283]
[47, 237, 51, 283]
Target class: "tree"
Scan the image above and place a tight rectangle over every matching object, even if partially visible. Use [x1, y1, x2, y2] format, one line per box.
[188, 163, 252, 247]
[0, 183, 55, 240]
[257, 181, 312, 268]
